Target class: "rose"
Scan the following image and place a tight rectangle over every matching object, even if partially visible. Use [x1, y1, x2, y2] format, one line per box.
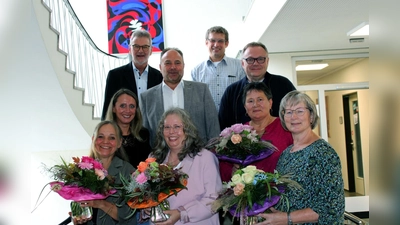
[136, 172, 148, 184]
[233, 183, 245, 196]
[242, 165, 258, 174]
[146, 158, 156, 163]
[231, 174, 242, 185]
[241, 172, 255, 184]
[231, 123, 245, 133]
[95, 168, 106, 180]
[220, 127, 232, 138]
[137, 161, 149, 173]
[231, 134, 242, 144]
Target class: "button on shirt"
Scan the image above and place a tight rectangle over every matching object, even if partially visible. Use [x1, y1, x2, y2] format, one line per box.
[133, 63, 149, 98]
[191, 56, 246, 110]
[162, 80, 184, 111]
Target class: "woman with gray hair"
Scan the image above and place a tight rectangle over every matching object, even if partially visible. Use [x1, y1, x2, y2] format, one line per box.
[255, 90, 345, 225]
[150, 107, 222, 225]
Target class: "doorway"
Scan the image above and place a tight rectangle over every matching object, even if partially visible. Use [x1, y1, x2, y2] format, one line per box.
[343, 93, 365, 195]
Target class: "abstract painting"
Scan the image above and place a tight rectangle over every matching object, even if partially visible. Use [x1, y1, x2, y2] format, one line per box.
[107, 0, 164, 54]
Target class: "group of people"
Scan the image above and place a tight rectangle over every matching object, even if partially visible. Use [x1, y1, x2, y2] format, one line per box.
[71, 26, 345, 225]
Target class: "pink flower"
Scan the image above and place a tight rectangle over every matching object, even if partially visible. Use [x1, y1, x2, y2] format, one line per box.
[233, 183, 245, 196]
[95, 169, 105, 180]
[81, 156, 94, 163]
[231, 134, 242, 144]
[136, 172, 148, 184]
[78, 162, 93, 170]
[231, 124, 245, 133]
[91, 160, 104, 170]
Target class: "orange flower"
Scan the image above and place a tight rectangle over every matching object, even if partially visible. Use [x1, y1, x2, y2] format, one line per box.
[231, 134, 242, 144]
[146, 158, 156, 163]
[137, 161, 149, 173]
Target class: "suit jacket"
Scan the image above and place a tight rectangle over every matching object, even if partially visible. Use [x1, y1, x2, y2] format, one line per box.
[139, 80, 220, 147]
[101, 62, 163, 120]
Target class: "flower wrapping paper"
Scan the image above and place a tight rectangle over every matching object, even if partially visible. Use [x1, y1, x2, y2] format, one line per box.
[216, 148, 275, 166]
[50, 181, 117, 201]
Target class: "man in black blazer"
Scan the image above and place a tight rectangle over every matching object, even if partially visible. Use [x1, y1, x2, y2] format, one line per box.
[101, 30, 162, 120]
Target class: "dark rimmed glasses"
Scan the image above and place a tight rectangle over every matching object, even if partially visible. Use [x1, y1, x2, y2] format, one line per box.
[131, 44, 151, 51]
[243, 57, 267, 64]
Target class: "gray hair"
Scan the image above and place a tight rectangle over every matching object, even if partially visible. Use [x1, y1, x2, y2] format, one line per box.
[279, 90, 319, 130]
[242, 42, 268, 55]
[130, 29, 152, 46]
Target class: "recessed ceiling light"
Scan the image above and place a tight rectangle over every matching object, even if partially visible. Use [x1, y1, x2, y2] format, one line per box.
[347, 22, 369, 36]
[296, 63, 329, 71]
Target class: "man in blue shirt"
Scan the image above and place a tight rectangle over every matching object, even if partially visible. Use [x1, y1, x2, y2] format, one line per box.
[191, 26, 245, 111]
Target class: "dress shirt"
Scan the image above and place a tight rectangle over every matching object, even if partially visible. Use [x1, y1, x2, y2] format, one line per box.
[133, 63, 149, 98]
[191, 56, 246, 110]
[162, 80, 185, 111]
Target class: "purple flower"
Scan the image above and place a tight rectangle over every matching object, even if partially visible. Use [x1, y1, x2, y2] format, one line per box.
[220, 127, 233, 138]
[231, 123, 245, 133]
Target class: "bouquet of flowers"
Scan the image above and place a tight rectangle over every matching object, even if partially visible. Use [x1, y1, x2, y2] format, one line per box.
[206, 123, 276, 165]
[32, 156, 116, 220]
[212, 165, 301, 221]
[121, 158, 188, 222]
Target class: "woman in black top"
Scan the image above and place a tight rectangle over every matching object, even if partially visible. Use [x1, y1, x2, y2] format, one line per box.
[105, 88, 152, 168]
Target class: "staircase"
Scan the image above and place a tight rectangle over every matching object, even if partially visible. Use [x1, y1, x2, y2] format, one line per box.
[32, 0, 129, 134]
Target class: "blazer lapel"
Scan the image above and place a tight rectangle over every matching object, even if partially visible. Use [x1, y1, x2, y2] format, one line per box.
[183, 81, 193, 109]
[124, 63, 137, 92]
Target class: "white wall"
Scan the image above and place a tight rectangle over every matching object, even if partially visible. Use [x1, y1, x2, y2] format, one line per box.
[0, 1, 91, 224]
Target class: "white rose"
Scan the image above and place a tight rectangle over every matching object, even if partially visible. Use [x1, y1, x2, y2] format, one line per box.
[231, 174, 242, 185]
[242, 172, 255, 184]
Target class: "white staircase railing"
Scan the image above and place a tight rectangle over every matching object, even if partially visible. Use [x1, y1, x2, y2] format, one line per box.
[41, 0, 129, 119]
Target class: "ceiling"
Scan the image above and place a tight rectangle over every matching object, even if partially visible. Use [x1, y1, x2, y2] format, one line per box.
[258, 0, 369, 84]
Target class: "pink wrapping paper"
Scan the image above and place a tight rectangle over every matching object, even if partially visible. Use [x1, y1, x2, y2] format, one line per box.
[50, 181, 116, 201]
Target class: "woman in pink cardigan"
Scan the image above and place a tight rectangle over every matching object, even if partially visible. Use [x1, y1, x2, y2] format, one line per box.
[150, 107, 222, 225]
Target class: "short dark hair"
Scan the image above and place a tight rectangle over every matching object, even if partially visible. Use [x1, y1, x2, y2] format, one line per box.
[205, 26, 229, 41]
[242, 82, 273, 105]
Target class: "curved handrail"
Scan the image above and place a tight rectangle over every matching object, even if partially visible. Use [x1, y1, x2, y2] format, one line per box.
[41, 0, 130, 118]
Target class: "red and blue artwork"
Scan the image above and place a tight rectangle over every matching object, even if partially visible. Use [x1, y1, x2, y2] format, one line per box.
[107, 0, 164, 54]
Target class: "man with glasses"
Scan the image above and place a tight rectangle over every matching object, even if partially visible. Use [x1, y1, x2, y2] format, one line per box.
[140, 48, 220, 147]
[101, 30, 163, 120]
[218, 42, 296, 130]
[191, 26, 245, 111]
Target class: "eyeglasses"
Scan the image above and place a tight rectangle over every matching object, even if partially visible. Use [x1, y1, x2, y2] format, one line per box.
[283, 107, 309, 118]
[243, 57, 267, 64]
[207, 38, 226, 44]
[163, 124, 183, 132]
[131, 44, 151, 51]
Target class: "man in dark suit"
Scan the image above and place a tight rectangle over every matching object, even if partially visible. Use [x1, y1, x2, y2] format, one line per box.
[101, 30, 163, 120]
[140, 48, 220, 146]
